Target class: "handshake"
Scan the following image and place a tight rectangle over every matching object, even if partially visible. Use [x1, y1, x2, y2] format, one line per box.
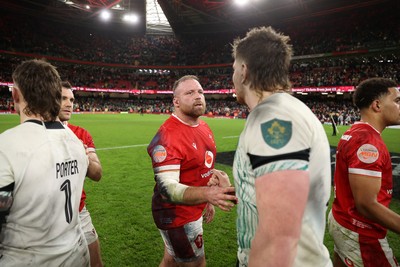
[207, 169, 237, 204]
[207, 169, 232, 187]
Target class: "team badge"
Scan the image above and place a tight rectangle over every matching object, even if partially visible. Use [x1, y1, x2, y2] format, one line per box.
[194, 234, 203, 248]
[152, 145, 167, 163]
[261, 119, 292, 149]
[357, 144, 379, 163]
[204, 151, 214, 168]
[344, 257, 354, 267]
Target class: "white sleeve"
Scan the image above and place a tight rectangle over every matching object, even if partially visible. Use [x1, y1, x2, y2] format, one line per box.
[155, 170, 188, 203]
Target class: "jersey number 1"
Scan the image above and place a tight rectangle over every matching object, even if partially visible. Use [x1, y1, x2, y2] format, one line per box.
[60, 180, 73, 223]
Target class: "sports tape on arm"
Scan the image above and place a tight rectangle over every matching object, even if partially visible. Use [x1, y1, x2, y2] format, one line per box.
[156, 171, 188, 203]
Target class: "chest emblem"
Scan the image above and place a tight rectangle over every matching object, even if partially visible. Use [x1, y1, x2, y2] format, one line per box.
[261, 119, 292, 149]
[204, 151, 214, 168]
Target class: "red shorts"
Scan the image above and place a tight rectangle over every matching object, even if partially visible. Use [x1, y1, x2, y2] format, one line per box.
[328, 211, 399, 267]
[158, 217, 204, 263]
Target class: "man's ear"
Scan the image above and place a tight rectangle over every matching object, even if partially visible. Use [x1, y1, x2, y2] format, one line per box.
[241, 63, 248, 84]
[371, 99, 381, 112]
[173, 96, 179, 107]
[11, 87, 20, 103]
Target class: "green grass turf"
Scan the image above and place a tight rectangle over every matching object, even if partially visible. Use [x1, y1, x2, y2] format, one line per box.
[0, 113, 399, 266]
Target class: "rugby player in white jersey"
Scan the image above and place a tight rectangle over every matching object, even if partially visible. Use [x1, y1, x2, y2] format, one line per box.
[231, 27, 332, 267]
[0, 59, 89, 266]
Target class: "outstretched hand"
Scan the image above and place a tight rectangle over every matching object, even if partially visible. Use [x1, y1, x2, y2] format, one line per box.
[205, 186, 237, 211]
[207, 169, 232, 187]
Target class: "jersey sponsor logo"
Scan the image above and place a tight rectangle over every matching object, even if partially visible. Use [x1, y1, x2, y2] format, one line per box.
[152, 145, 167, 163]
[201, 169, 213, 178]
[56, 160, 79, 179]
[261, 119, 292, 149]
[351, 218, 373, 229]
[356, 144, 379, 164]
[341, 134, 352, 141]
[204, 151, 214, 168]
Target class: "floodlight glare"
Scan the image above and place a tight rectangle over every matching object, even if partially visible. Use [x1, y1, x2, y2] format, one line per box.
[100, 10, 111, 21]
[123, 13, 139, 24]
[234, 0, 249, 6]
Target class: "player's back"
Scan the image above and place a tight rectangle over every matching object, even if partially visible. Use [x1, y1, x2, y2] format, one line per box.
[0, 121, 90, 266]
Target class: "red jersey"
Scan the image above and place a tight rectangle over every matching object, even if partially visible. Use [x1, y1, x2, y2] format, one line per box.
[147, 114, 216, 229]
[68, 123, 96, 212]
[332, 122, 393, 238]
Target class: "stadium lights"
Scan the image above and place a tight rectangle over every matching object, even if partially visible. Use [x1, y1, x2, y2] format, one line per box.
[234, 0, 250, 6]
[100, 10, 112, 21]
[85, 5, 90, 9]
[123, 13, 139, 24]
[111, 4, 125, 10]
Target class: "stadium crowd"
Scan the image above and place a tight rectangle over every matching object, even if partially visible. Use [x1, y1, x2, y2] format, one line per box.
[0, 1, 396, 124]
[0, 2, 399, 91]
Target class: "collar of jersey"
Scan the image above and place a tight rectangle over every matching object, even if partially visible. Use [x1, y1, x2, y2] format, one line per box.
[172, 113, 199, 127]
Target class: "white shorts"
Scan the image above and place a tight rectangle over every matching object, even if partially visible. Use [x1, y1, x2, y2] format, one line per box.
[159, 216, 204, 263]
[0, 233, 89, 267]
[80, 205, 98, 245]
[328, 211, 399, 267]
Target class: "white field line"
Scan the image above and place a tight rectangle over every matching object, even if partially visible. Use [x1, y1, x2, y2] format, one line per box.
[222, 136, 239, 139]
[96, 136, 238, 151]
[96, 144, 148, 151]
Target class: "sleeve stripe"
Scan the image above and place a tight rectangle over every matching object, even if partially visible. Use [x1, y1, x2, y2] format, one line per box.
[154, 165, 180, 173]
[248, 148, 310, 170]
[348, 168, 381, 178]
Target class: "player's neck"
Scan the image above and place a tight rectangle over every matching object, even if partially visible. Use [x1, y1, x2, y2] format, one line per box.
[360, 115, 385, 134]
[20, 113, 43, 124]
[247, 91, 274, 111]
[172, 112, 199, 126]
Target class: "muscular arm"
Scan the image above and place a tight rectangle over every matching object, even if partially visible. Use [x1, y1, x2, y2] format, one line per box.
[156, 171, 237, 211]
[182, 185, 236, 211]
[86, 151, 102, 181]
[249, 170, 309, 267]
[349, 173, 400, 234]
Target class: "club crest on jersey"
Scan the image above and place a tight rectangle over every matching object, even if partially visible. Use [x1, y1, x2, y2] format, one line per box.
[194, 234, 203, 248]
[357, 144, 379, 163]
[204, 151, 214, 168]
[152, 145, 167, 163]
[261, 119, 292, 149]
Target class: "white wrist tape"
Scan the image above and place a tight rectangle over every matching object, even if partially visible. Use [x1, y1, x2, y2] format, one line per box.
[156, 171, 188, 203]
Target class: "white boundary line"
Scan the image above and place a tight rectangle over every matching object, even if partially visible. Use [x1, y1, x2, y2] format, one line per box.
[96, 144, 148, 151]
[96, 136, 239, 151]
[222, 136, 239, 139]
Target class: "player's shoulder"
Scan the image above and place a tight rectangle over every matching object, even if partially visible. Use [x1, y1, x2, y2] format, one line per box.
[68, 123, 90, 135]
[0, 122, 40, 147]
[349, 123, 380, 140]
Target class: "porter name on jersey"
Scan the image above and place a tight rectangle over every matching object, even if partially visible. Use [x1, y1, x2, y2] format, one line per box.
[56, 160, 79, 179]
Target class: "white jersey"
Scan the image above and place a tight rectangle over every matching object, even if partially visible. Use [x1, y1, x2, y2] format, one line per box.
[233, 93, 332, 267]
[0, 120, 89, 266]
